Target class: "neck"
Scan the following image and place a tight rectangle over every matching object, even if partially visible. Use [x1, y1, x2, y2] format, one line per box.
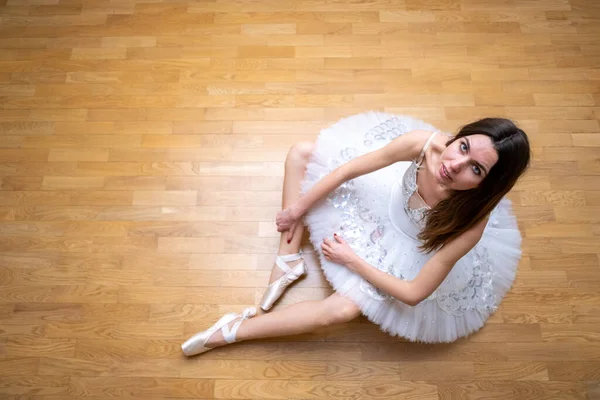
[421, 138, 452, 204]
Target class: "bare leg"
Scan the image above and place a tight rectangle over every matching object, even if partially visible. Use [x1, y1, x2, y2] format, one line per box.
[267, 141, 315, 284]
[206, 293, 361, 348]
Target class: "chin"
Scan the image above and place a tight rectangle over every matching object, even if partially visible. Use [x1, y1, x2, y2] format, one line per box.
[437, 171, 450, 187]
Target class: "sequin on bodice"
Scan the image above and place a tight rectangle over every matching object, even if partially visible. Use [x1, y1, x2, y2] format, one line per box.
[388, 162, 426, 239]
[389, 132, 438, 239]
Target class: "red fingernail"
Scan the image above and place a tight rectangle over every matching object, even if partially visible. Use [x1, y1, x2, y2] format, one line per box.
[334, 233, 337, 237]
[287, 239, 291, 244]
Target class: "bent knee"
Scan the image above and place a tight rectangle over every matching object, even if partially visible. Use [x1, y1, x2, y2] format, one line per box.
[286, 141, 315, 166]
[336, 302, 361, 323]
[319, 297, 361, 326]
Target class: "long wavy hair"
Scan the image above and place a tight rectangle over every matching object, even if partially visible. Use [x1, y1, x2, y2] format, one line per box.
[418, 118, 531, 253]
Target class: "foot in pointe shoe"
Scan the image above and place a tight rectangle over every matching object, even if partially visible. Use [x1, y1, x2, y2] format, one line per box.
[260, 252, 306, 312]
[181, 307, 257, 357]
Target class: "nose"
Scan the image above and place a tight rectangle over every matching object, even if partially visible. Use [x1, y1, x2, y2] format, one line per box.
[449, 156, 468, 173]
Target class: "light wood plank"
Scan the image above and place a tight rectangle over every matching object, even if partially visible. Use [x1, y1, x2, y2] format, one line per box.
[0, 1, 598, 397]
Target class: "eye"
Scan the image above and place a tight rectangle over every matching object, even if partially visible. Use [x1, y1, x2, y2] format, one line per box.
[472, 165, 481, 175]
[460, 142, 467, 152]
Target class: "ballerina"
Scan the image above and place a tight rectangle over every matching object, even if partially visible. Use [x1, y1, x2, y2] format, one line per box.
[181, 112, 531, 356]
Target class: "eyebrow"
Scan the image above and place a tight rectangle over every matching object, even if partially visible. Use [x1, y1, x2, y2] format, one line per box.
[465, 137, 489, 176]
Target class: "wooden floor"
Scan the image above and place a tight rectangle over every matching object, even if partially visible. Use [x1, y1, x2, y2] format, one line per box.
[0, 0, 599, 399]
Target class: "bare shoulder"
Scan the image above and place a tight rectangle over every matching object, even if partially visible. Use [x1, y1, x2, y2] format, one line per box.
[385, 129, 437, 161]
[456, 214, 490, 252]
[435, 214, 489, 265]
[466, 214, 489, 238]
[404, 129, 436, 145]
[432, 130, 453, 145]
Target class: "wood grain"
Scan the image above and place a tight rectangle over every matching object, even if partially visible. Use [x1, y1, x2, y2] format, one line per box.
[1, 1, 599, 400]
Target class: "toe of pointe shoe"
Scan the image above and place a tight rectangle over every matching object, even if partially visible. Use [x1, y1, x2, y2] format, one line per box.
[243, 307, 258, 318]
[260, 259, 306, 311]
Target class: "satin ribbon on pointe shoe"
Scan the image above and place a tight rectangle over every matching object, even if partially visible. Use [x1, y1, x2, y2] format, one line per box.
[181, 307, 257, 356]
[260, 252, 306, 311]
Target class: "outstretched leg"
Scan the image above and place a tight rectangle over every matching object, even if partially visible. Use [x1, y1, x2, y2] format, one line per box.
[266, 141, 315, 284]
[205, 293, 361, 348]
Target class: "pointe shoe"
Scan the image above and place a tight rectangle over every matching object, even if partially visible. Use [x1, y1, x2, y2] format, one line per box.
[181, 307, 257, 356]
[260, 252, 306, 311]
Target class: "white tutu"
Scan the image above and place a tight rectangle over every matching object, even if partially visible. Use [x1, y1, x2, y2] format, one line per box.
[301, 112, 522, 343]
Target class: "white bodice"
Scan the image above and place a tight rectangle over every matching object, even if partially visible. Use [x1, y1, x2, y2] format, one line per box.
[389, 161, 429, 240]
[389, 131, 439, 240]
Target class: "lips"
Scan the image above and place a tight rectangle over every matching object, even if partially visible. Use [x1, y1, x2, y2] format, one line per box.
[441, 163, 452, 181]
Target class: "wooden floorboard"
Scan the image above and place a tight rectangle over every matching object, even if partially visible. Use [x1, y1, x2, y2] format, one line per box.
[0, 0, 599, 399]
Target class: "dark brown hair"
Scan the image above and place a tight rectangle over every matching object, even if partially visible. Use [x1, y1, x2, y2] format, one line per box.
[418, 118, 531, 252]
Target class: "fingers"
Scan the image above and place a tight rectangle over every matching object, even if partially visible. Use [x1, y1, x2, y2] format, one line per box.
[321, 245, 332, 261]
[286, 224, 295, 244]
[276, 222, 288, 233]
[322, 235, 340, 261]
[321, 240, 331, 251]
[322, 236, 339, 250]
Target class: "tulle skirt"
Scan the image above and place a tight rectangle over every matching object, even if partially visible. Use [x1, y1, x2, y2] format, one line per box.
[301, 112, 522, 343]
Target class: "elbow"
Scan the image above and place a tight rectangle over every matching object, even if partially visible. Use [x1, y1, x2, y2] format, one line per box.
[404, 297, 423, 307]
[402, 285, 427, 307]
[388, 279, 429, 306]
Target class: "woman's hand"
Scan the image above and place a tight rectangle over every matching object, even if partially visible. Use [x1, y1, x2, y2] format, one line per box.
[321, 234, 359, 268]
[276, 206, 300, 243]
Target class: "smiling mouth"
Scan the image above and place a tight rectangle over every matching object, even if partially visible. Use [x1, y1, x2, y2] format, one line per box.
[442, 163, 452, 181]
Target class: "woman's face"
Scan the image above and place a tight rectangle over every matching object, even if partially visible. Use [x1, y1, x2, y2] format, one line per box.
[435, 134, 499, 190]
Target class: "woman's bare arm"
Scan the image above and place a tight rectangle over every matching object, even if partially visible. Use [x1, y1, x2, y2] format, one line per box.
[347, 217, 488, 306]
[292, 129, 432, 217]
